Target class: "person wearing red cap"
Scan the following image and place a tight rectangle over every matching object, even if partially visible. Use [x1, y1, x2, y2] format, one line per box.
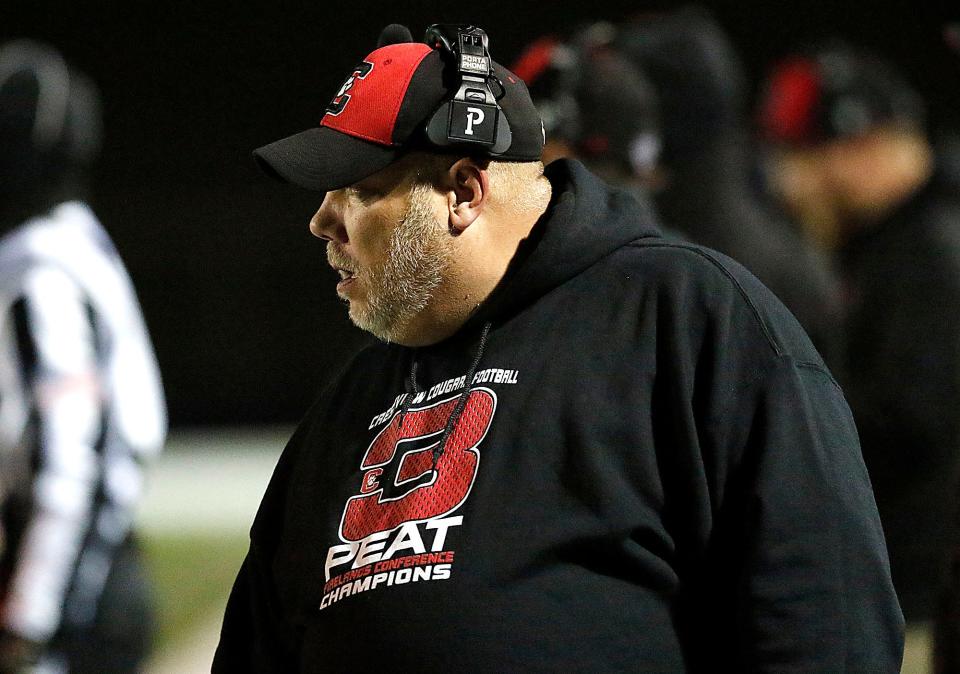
[610, 8, 844, 370]
[213, 24, 902, 671]
[759, 43, 960, 670]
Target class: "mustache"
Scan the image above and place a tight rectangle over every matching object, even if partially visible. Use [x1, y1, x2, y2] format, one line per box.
[326, 243, 356, 272]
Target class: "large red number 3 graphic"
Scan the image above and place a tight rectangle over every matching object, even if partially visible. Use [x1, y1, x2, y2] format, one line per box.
[339, 389, 495, 542]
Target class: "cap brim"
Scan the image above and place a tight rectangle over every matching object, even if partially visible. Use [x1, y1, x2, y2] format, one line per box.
[253, 126, 400, 192]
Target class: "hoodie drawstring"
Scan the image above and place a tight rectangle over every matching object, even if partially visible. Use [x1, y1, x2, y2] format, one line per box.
[432, 321, 492, 467]
[397, 352, 420, 430]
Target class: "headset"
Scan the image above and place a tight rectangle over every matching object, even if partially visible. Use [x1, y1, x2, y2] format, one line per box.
[423, 24, 513, 155]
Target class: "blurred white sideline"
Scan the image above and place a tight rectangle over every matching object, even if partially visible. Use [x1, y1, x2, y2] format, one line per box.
[139, 427, 290, 674]
[137, 427, 290, 535]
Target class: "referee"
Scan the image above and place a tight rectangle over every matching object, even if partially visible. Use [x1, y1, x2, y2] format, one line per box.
[0, 41, 166, 673]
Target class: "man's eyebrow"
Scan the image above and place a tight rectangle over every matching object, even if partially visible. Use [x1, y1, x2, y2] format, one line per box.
[344, 181, 386, 201]
[345, 180, 374, 192]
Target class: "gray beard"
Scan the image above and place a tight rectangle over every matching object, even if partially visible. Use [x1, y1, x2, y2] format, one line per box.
[347, 183, 452, 343]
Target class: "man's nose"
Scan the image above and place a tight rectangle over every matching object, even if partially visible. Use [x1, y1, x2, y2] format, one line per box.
[309, 191, 348, 242]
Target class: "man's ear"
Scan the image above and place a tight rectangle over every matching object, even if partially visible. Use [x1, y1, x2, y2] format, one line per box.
[445, 158, 489, 235]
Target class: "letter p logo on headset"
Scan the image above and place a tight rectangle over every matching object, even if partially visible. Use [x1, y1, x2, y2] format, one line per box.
[424, 25, 510, 151]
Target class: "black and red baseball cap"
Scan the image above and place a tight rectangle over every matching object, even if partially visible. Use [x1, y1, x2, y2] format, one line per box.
[758, 43, 925, 147]
[254, 24, 545, 193]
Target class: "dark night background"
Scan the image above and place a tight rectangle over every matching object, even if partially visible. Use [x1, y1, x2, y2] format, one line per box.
[4, 0, 958, 426]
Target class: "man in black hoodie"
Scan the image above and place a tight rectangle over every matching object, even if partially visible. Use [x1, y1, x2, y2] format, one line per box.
[214, 24, 903, 672]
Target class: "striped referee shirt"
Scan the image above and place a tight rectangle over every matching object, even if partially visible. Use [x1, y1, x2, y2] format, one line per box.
[0, 201, 166, 643]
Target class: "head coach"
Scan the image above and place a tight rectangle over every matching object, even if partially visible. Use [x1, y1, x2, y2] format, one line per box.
[213, 24, 903, 671]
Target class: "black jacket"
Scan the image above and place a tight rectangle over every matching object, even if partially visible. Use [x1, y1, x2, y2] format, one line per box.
[841, 158, 960, 623]
[214, 160, 903, 672]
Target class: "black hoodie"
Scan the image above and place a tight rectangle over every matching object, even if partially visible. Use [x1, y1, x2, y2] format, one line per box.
[214, 160, 903, 672]
[841, 149, 960, 624]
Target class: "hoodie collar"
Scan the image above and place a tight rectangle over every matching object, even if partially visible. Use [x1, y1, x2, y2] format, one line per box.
[393, 161, 661, 458]
[459, 159, 662, 333]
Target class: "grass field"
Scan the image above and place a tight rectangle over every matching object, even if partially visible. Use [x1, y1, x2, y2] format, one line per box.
[135, 428, 284, 668]
[142, 532, 249, 657]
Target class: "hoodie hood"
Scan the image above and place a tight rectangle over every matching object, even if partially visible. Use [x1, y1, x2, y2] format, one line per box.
[461, 158, 662, 333]
[400, 159, 661, 463]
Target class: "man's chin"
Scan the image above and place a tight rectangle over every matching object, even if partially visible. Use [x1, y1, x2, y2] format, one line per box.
[348, 304, 414, 344]
[348, 304, 390, 341]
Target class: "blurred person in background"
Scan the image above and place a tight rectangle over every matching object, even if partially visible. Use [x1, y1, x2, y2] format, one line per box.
[928, 24, 960, 674]
[612, 7, 844, 367]
[511, 26, 663, 201]
[0, 41, 166, 672]
[759, 42, 960, 661]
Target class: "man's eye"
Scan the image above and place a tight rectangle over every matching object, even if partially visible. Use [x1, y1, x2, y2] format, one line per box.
[348, 186, 379, 202]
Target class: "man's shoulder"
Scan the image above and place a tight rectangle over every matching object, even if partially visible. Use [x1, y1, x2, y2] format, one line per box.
[601, 237, 828, 370]
[621, 236, 783, 298]
[0, 218, 40, 268]
[0, 202, 109, 277]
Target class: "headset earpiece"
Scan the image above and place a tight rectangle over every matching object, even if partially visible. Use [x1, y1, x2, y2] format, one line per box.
[423, 24, 513, 155]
